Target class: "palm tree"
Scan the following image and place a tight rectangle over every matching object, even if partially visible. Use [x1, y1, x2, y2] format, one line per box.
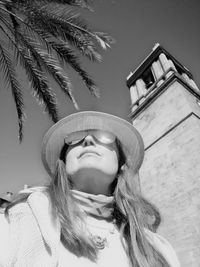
[0, 0, 113, 141]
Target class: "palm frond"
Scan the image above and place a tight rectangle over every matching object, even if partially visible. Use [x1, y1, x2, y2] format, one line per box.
[17, 47, 59, 123]
[1, 13, 79, 111]
[1, 2, 101, 62]
[35, 0, 94, 11]
[51, 41, 99, 97]
[0, 22, 59, 124]
[9, 0, 94, 11]
[34, 23, 103, 62]
[1, 2, 112, 61]
[16, 31, 79, 109]
[94, 31, 116, 48]
[26, 5, 112, 50]
[24, 10, 103, 62]
[0, 0, 113, 141]
[0, 44, 25, 141]
[39, 53, 79, 109]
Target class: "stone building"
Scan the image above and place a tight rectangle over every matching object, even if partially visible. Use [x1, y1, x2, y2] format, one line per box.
[0, 185, 29, 210]
[126, 44, 200, 266]
[0, 192, 13, 209]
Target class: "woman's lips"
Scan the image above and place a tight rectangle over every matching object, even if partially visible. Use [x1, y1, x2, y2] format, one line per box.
[78, 150, 100, 158]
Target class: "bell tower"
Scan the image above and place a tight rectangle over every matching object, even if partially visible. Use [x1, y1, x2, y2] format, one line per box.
[127, 43, 200, 266]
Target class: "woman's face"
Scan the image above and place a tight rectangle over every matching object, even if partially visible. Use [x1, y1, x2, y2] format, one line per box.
[65, 134, 119, 195]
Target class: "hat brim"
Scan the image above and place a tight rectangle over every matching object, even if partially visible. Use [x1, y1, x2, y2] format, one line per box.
[41, 111, 144, 176]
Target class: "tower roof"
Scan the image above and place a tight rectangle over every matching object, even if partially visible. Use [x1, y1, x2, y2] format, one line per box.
[126, 43, 192, 88]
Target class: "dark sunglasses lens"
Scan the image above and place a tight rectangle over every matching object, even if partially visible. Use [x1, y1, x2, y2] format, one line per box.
[65, 132, 86, 145]
[65, 130, 116, 145]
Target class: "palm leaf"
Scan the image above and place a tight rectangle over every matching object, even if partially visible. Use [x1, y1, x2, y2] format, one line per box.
[10, 0, 94, 11]
[25, 4, 111, 50]
[1, 9, 79, 110]
[34, 0, 94, 11]
[17, 46, 59, 123]
[16, 31, 79, 109]
[0, 0, 113, 141]
[0, 22, 59, 124]
[51, 41, 100, 97]
[0, 44, 25, 141]
[33, 22, 103, 62]
[25, 11, 104, 62]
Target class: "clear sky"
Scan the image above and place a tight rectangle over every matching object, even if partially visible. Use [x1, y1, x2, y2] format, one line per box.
[0, 0, 200, 195]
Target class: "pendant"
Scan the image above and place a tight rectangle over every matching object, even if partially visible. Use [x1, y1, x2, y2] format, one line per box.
[91, 235, 107, 249]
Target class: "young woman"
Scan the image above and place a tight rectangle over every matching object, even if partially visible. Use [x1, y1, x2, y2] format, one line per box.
[0, 111, 180, 267]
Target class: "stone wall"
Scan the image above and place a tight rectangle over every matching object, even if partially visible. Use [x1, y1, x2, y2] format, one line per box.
[132, 79, 200, 266]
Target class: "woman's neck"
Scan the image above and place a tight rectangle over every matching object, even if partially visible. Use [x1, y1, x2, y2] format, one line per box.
[69, 168, 116, 196]
[71, 189, 114, 220]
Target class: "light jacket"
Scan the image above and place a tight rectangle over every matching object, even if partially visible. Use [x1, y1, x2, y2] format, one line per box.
[0, 191, 180, 267]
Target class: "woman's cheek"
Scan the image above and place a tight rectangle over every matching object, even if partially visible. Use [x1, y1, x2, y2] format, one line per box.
[65, 148, 79, 175]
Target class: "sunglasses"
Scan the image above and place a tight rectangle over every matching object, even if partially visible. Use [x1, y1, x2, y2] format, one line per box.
[64, 129, 116, 146]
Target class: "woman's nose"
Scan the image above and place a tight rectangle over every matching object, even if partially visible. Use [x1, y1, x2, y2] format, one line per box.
[82, 135, 96, 146]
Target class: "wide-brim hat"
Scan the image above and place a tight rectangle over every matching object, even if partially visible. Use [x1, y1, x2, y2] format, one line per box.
[42, 111, 144, 176]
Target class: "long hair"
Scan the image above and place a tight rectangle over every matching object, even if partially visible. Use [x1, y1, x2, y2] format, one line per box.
[48, 141, 170, 267]
[48, 159, 98, 260]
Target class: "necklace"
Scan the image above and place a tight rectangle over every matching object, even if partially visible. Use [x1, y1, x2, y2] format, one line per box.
[90, 234, 108, 249]
[87, 219, 116, 250]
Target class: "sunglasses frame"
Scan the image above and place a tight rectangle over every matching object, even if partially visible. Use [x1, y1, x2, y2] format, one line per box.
[64, 129, 116, 146]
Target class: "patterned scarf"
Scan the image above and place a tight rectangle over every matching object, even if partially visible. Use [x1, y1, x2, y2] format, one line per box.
[71, 190, 114, 219]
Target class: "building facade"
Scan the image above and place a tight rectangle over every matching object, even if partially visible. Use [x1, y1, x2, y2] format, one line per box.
[127, 44, 200, 266]
[0, 192, 13, 209]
